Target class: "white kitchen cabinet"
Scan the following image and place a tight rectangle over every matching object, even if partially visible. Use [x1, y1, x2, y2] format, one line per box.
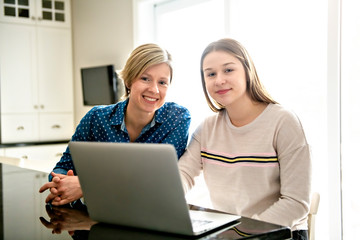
[1, 113, 39, 143]
[0, 0, 71, 27]
[39, 113, 74, 141]
[0, 0, 74, 144]
[0, 23, 37, 114]
[37, 27, 73, 113]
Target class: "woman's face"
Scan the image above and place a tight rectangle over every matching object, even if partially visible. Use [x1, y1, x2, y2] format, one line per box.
[128, 62, 171, 114]
[202, 50, 248, 108]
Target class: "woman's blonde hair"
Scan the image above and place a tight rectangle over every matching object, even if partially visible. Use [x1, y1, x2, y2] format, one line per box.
[200, 38, 277, 112]
[120, 43, 172, 99]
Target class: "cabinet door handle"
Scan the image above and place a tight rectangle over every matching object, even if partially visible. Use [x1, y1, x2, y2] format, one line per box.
[52, 124, 61, 129]
[21, 155, 28, 159]
[34, 105, 38, 109]
[17, 126, 25, 131]
[40, 104, 44, 109]
[55, 153, 63, 157]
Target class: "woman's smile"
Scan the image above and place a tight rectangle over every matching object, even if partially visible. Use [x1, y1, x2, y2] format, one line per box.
[143, 95, 158, 103]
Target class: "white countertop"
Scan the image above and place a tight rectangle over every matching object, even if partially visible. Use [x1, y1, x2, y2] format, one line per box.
[0, 156, 55, 173]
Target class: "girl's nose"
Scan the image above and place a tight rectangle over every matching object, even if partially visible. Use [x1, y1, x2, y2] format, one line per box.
[215, 73, 225, 85]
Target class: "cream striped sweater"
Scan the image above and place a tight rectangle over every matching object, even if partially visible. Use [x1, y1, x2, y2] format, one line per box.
[178, 104, 311, 231]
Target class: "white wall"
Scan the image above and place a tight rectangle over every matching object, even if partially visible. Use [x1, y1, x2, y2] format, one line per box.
[71, 0, 134, 124]
[341, 0, 360, 238]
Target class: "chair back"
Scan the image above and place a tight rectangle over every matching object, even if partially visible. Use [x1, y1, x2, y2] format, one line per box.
[308, 192, 320, 240]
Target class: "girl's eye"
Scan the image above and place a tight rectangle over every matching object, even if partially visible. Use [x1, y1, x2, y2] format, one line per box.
[225, 68, 233, 73]
[207, 72, 216, 78]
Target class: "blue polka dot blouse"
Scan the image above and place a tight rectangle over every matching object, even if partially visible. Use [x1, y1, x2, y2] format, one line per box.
[52, 99, 191, 176]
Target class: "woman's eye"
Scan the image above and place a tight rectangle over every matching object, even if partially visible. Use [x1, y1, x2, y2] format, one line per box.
[225, 68, 233, 73]
[141, 77, 149, 81]
[159, 80, 168, 86]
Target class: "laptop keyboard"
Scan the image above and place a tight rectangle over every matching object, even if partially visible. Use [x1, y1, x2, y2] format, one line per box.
[191, 219, 213, 228]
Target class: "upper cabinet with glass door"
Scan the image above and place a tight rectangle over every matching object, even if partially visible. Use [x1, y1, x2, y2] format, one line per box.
[0, 0, 70, 27]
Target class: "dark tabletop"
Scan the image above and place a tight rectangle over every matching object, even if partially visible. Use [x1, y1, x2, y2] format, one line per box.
[0, 163, 291, 240]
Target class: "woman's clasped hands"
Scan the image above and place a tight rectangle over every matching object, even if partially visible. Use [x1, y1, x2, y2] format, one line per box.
[39, 170, 83, 206]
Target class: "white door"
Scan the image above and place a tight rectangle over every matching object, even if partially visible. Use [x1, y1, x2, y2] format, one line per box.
[0, 23, 38, 113]
[37, 26, 73, 113]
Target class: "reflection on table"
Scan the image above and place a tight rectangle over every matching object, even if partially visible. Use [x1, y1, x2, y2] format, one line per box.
[40, 202, 95, 236]
[39, 202, 291, 240]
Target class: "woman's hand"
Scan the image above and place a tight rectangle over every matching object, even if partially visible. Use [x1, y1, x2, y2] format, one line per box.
[39, 170, 83, 206]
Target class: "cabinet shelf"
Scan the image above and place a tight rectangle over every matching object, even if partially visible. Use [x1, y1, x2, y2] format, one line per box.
[0, 0, 71, 27]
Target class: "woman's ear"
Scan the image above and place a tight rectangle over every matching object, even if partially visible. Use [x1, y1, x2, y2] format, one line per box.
[125, 83, 131, 95]
[125, 82, 130, 90]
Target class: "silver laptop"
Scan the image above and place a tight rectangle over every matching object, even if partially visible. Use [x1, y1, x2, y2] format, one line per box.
[69, 141, 240, 236]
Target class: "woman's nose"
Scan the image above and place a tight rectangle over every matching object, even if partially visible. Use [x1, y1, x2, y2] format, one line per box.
[149, 82, 159, 93]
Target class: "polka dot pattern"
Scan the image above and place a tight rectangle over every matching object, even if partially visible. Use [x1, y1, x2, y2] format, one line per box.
[52, 99, 191, 175]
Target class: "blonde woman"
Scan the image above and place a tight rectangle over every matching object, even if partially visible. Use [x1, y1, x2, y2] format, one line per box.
[40, 43, 191, 206]
[179, 38, 311, 240]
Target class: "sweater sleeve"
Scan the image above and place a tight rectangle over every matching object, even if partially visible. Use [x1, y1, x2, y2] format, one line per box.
[252, 112, 312, 229]
[178, 125, 203, 193]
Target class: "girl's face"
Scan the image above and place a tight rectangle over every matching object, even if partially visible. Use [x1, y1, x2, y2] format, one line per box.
[128, 62, 170, 114]
[202, 50, 248, 108]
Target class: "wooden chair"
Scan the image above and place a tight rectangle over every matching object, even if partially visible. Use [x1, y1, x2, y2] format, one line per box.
[308, 192, 320, 240]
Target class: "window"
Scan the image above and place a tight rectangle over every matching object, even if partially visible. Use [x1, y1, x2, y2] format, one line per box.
[154, 0, 225, 134]
[134, 0, 344, 238]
